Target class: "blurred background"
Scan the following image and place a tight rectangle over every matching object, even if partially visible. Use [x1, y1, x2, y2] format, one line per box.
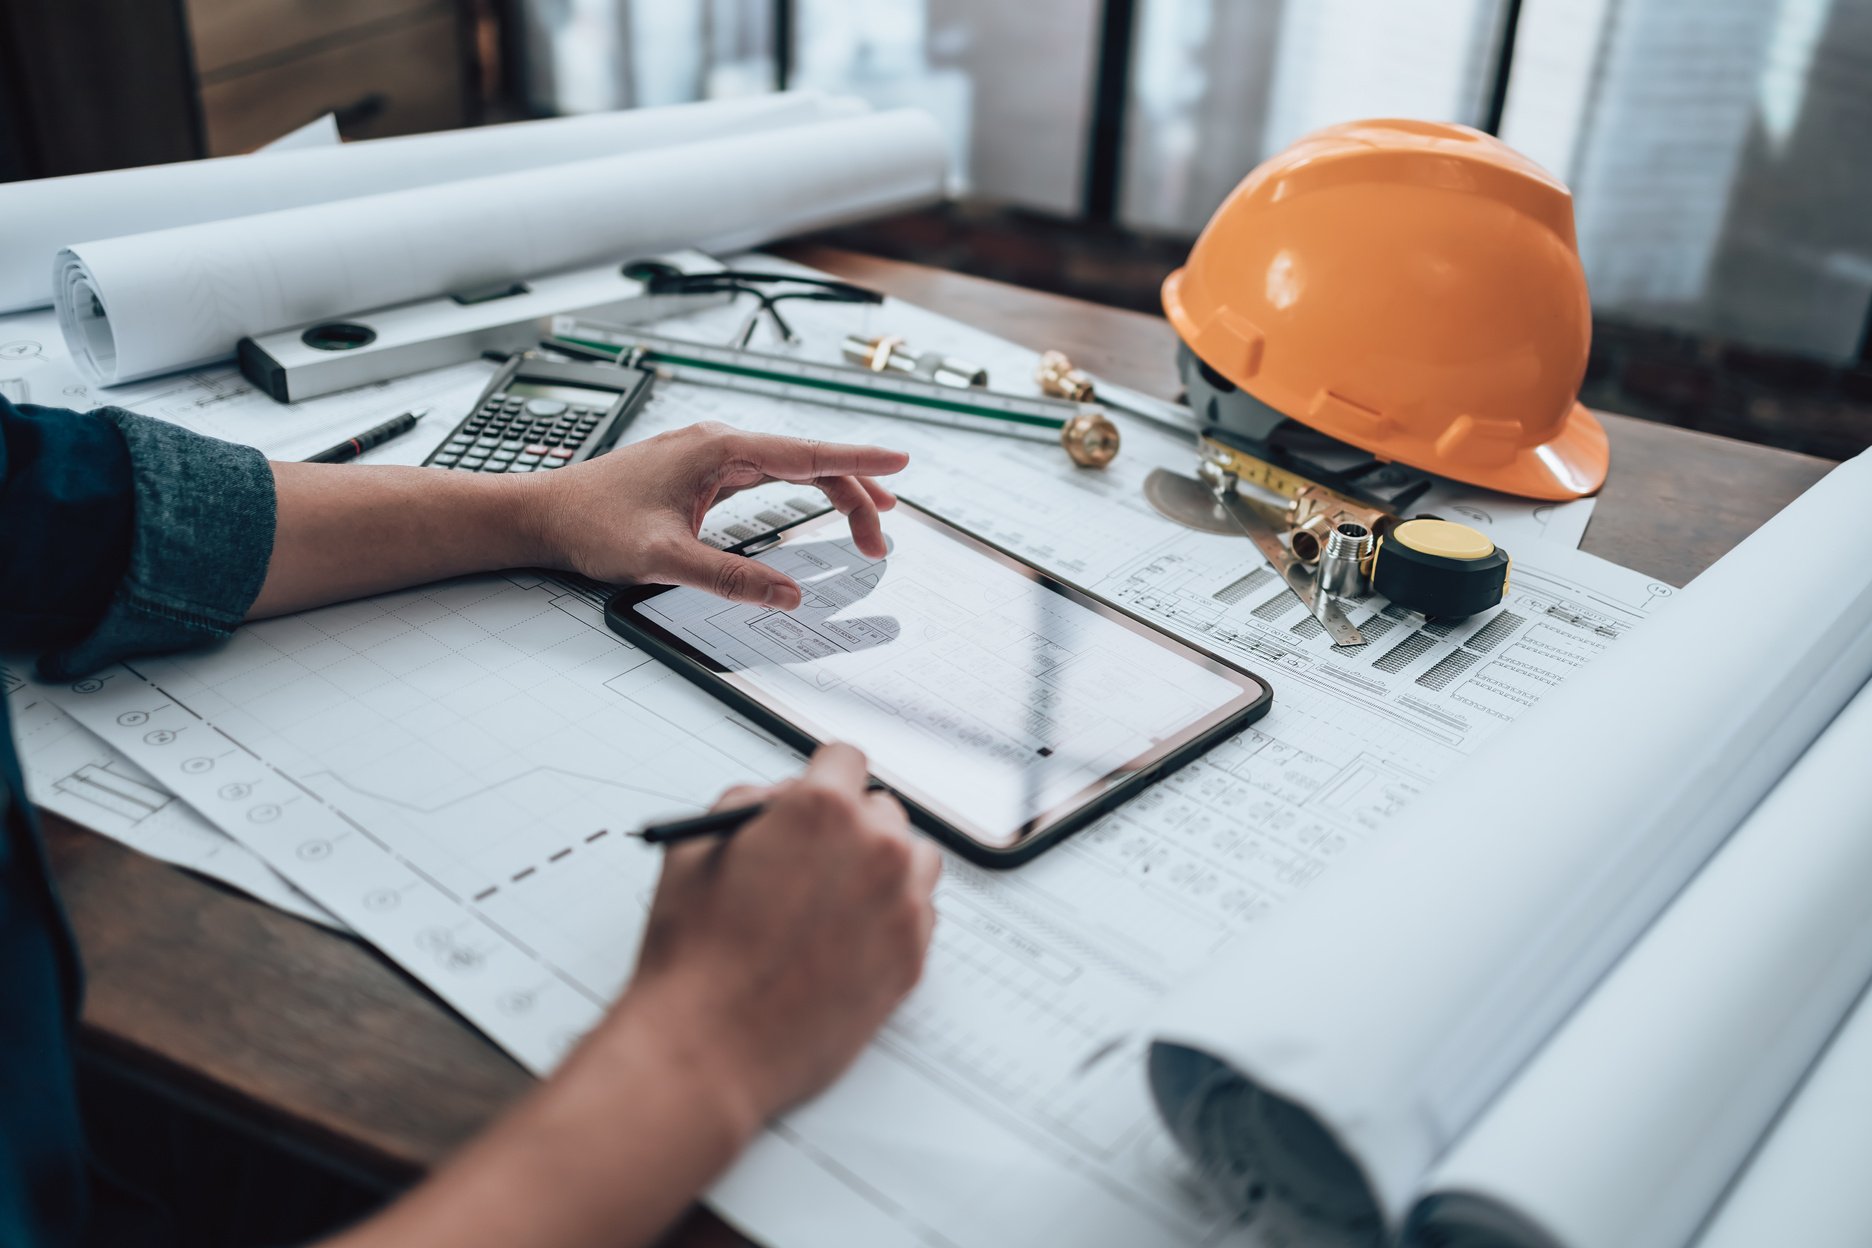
[3, 0, 1867, 458]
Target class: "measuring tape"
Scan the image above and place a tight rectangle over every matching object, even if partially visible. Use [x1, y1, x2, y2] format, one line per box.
[550, 317, 1121, 467]
[1370, 519, 1510, 619]
[1201, 436, 1328, 504]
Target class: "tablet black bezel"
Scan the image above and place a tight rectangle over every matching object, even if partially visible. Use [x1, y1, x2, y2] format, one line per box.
[604, 499, 1273, 867]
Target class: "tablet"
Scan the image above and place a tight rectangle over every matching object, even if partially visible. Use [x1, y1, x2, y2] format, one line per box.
[605, 500, 1272, 866]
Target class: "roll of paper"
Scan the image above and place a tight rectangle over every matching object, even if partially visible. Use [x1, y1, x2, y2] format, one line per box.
[1694, 982, 1872, 1248]
[1406, 673, 1872, 1247]
[55, 109, 948, 385]
[1147, 448, 1872, 1235]
[1, 91, 855, 314]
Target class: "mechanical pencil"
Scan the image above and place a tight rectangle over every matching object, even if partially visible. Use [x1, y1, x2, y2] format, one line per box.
[303, 407, 429, 464]
[631, 782, 890, 847]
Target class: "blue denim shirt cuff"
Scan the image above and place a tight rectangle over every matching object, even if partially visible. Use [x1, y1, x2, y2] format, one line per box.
[38, 410, 276, 681]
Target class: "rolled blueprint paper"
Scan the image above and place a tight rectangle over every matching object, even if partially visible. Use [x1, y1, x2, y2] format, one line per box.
[1147, 447, 1872, 1236]
[1693, 982, 1872, 1248]
[1407, 674, 1872, 1248]
[0, 91, 856, 313]
[55, 109, 948, 385]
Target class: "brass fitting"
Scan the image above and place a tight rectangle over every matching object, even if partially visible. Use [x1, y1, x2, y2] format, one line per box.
[1035, 350, 1096, 403]
[1061, 411, 1121, 467]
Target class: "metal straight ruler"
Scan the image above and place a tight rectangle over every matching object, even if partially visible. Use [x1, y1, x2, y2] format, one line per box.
[549, 316, 1119, 462]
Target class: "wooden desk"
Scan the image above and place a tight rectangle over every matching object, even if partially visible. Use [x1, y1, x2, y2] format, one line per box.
[41, 246, 1838, 1244]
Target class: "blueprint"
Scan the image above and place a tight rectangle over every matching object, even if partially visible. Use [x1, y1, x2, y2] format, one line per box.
[3, 674, 336, 927]
[41, 350, 1662, 1248]
[18, 256, 1654, 1248]
[0, 299, 811, 922]
[0, 488, 825, 931]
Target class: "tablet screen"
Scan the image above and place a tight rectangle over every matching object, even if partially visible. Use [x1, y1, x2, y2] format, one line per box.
[617, 502, 1269, 855]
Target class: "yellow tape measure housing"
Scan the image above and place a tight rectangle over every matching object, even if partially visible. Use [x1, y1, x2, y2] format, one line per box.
[1371, 519, 1510, 619]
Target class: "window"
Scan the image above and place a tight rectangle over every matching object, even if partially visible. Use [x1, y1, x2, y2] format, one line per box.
[1504, 0, 1872, 362]
[506, 0, 1872, 363]
[513, 0, 777, 116]
[1120, 0, 1510, 234]
[790, 0, 1103, 213]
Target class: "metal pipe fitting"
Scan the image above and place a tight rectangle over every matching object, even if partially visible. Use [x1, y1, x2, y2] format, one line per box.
[1317, 522, 1373, 599]
[842, 333, 987, 388]
[1290, 513, 1336, 564]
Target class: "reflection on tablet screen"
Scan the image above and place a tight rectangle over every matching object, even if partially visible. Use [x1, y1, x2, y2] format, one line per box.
[631, 506, 1260, 850]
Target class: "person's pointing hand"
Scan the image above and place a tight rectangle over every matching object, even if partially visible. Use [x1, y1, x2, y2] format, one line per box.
[526, 422, 907, 608]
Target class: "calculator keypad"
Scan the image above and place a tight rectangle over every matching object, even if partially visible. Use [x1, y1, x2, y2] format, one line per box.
[427, 396, 612, 472]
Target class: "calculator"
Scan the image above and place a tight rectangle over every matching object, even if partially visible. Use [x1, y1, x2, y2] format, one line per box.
[424, 355, 655, 473]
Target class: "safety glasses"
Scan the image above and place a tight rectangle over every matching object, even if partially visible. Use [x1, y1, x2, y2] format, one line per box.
[624, 263, 884, 347]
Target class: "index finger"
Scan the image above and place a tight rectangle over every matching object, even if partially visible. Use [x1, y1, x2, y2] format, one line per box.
[803, 741, 870, 793]
[733, 433, 909, 482]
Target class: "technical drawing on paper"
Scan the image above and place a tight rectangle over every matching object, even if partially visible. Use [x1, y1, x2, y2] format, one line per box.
[49, 575, 805, 1069]
[48, 569, 1421, 1245]
[34, 272, 1664, 1248]
[49, 519, 1660, 1248]
[5, 684, 336, 927]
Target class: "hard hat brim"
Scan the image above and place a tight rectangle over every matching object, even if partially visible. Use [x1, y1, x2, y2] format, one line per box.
[1456, 401, 1609, 501]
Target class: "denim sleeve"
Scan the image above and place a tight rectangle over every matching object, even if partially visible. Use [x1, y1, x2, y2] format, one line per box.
[0, 399, 134, 650]
[38, 409, 277, 681]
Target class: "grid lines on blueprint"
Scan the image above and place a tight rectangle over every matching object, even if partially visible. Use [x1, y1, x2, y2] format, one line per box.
[53, 572, 802, 1068]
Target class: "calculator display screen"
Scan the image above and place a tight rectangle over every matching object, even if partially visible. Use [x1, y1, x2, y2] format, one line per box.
[505, 380, 620, 406]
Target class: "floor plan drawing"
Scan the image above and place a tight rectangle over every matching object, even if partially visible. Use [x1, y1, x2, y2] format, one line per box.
[6, 684, 336, 926]
[33, 272, 1665, 1248]
[46, 403, 1661, 1248]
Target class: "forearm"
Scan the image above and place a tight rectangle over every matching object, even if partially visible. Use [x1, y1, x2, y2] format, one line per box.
[327, 995, 761, 1248]
[247, 425, 907, 622]
[250, 463, 554, 619]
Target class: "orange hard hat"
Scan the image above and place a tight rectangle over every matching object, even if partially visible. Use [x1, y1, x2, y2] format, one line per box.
[1162, 118, 1608, 501]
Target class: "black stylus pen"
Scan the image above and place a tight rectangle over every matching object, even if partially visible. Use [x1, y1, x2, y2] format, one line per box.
[303, 407, 429, 464]
[632, 782, 890, 847]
